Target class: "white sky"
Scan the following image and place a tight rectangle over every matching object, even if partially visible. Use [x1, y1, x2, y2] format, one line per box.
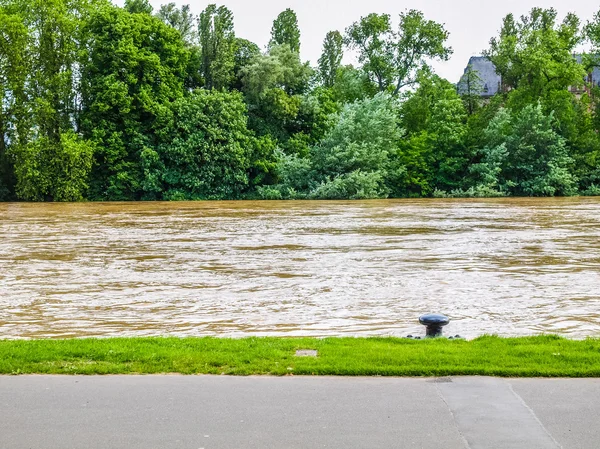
[117, 0, 599, 82]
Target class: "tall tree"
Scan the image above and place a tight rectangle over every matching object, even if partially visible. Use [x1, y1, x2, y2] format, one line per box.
[587, 9, 600, 67]
[232, 38, 260, 91]
[269, 8, 301, 53]
[0, 7, 28, 199]
[346, 10, 451, 95]
[345, 13, 393, 93]
[318, 31, 344, 87]
[199, 4, 236, 90]
[397, 72, 468, 196]
[156, 3, 197, 45]
[80, 3, 189, 200]
[5, 0, 97, 201]
[241, 44, 312, 141]
[157, 2, 201, 89]
[486, 8, 585, 106]
[124, 0, 152, 15]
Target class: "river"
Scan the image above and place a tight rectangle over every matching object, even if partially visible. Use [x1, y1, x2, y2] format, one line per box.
[1, 198, 599, 339]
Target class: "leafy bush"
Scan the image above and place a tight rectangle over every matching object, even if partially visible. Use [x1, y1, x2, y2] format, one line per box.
[471, 104, 577, 197]
[309, 170, 388, 200]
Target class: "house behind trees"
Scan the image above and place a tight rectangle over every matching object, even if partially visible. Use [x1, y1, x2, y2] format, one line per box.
[457, 55, 600, 97]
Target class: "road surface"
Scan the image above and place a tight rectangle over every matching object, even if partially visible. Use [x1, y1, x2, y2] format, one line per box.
[1, 376, 599, 449]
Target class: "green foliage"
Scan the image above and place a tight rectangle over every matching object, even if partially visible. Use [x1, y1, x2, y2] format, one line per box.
[0, 3, 598, 202]
[199, 4, 236, 90]
[587, 8, 600, 58]
[154, 89, 273, 200]
[124, 0, 152, 15]
[331, 65, 377, 103]
[345, 13, 394, 92]
[232, 38, 261, 90]
[309, 170, 387, 200]
[345, 10, 451, 95]
[269, 8, 301, 53]
[397, 73, 469, 195]
[12, 131, 94, 201]
[0, 6, 28, 200]
[559, 94, 600, 192]
[265, 93, 402, 199]
[80, 3, 189, 200]
[242, 45, 312, 101]
[155, 3, 197, 45]
[471, 104, 577, 196]
[311, 93, 400, 178]
[241, 44, 313, 143]
[486, 8, 585, 108]
[318, 31, 344, 87]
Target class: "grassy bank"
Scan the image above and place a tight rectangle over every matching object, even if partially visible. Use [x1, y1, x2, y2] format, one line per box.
[1, 335, 600, 377]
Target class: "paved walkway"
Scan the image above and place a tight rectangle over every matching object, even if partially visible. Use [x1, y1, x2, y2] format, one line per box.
[1, 376, 599, 449]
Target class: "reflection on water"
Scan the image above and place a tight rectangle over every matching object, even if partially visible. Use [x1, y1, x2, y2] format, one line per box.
[1, 198, 600, 339]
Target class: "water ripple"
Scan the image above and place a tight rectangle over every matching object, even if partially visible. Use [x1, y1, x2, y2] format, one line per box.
[1, 198, 600, 339]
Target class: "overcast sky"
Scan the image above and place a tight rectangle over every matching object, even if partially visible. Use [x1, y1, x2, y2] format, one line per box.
[118, 0, 599, 82]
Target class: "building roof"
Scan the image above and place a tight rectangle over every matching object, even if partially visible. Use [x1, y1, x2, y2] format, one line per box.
[457, 56, 501, 98]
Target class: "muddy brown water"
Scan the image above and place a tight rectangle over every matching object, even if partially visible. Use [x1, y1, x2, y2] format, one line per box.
[1, 198, 599, 339]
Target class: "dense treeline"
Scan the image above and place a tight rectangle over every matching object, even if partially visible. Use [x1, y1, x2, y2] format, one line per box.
[0, 0, 599, 201]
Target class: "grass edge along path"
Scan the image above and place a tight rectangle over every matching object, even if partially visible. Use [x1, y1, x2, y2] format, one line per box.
[1, 335, 600, 377]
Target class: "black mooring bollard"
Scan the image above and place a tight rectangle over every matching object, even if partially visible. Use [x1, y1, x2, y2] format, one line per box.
[419, 313, 450, 338]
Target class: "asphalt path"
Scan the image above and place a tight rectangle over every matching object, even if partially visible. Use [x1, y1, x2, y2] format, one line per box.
[1, 376, 599, 449]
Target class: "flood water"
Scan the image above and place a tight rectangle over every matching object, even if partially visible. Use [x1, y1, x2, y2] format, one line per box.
[1, 198, 600, 339]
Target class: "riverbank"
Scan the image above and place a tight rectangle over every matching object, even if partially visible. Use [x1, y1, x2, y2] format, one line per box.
[2, 335, 600, 377]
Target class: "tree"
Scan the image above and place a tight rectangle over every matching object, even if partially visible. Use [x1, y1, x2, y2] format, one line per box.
[80, 3, 189, 200]
[199, 4, 236, 90]
[318, 31, 343, 87]
[397, 72, 468, 196]
[345, 13, 393, 93]
[156, 3, 197, 45]
[0, 7, 28, 200]
[269, 8, 301, 53]
[154, 90, 275, 200]
[587, 9, 600, 65]
[581, 11, 600, 194]
[331, 65, 377, 103]
[232, 38, 260, 90]
[486, 8, 585, 107]
[568, 94, 600, 193]
[0, 0, 98, 201]
[24, 0, 82, 143]
[124, 0, 152, 15]
[12, 131, 94, 201]
[263, 93, 403, 199]
[241, 44, 312, 142]
[345, 10, 451, 95]
[457, 64, 484, 115]
[471, 104, 577, 196]
[157, 3, 201, 89]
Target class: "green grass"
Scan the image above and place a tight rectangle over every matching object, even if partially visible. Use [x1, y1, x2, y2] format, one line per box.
[1, 335, 600, 377]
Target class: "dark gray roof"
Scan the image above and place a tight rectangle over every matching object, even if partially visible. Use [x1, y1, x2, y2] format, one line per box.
[457, 56, 501, 98]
